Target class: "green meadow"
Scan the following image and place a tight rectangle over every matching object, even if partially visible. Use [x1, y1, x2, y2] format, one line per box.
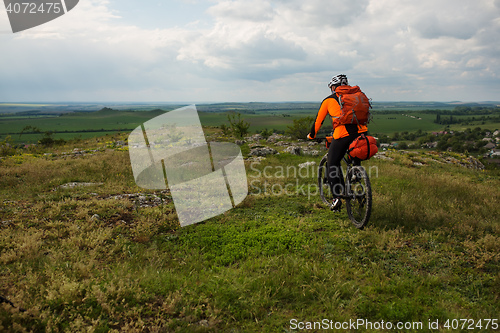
[0, 131, 498, 332]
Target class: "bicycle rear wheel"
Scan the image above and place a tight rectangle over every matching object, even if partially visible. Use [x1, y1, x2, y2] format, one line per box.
[318, 155, 334, 205]
[345, 166, 372, 229]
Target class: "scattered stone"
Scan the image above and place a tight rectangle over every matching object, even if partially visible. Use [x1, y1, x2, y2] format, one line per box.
[304, 150, 320, 156]
[298, 161, 316, 168]
[1, 220, 13, 227]
[246, 156, 266, 162]
[108, 191, 170, 208]
[266, 133, 287, 143]
[284, 146, 302, 155]
[249, 147, 277, 157]
[235, 140, 246, 146]
[373, 152, 394, 161]
[246, 134, 263, 141]
[58, 182, 104, 189]
[466, 156, 485, 170]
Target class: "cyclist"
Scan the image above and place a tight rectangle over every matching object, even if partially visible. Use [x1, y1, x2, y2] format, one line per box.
[307, 74, 368, 211]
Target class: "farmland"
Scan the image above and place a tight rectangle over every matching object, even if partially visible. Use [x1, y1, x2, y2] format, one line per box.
[1, 101, 499, 145]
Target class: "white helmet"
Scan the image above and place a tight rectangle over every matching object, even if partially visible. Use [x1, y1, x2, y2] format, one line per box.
[328, 74, 348, 88]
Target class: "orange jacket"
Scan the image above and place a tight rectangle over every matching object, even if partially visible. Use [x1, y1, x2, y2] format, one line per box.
[309, 94, 368, 140]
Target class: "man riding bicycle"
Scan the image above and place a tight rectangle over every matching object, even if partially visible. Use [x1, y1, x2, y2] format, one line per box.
[307, 74, 368, 211]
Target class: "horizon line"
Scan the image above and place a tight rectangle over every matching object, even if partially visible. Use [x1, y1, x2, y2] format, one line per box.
[1, 100, 500, 105]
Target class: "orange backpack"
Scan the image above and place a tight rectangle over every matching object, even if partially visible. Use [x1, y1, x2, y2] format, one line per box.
[348, 134, 378, 160]
[332, 85, 372, 129]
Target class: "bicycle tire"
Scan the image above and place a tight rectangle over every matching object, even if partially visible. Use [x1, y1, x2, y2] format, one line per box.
[318, 154, 333, 205]
[345, 166, 372, 229]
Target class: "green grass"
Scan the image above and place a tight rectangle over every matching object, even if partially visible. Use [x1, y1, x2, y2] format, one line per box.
[0, 133, 498, 332]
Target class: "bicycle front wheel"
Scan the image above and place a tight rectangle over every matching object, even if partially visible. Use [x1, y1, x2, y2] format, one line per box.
[345, 166, 372, 229]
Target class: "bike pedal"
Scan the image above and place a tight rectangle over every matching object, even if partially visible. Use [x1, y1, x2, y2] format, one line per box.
[330, 199, 342, 212]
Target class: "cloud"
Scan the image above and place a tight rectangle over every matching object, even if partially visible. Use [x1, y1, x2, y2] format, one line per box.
[208, 0, 275, 22]
[0, 0, 499, 102]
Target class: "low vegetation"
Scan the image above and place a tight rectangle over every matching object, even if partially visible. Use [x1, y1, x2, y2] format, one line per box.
[0, 131, 498, 332]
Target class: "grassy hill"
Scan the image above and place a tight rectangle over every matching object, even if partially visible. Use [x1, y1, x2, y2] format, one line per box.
[0, 132, 498, 332]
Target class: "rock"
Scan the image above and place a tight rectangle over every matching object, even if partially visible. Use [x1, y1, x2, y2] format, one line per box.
[246, 156, 266, 162]
[466, 156, 485, 170]
[58, 182, 103, 189]
[266, 133, 286, 143]
[246, 134, 263, 141]
[249, 147, 277, 156]
[108, 191, 169, 208]
[90, 214, 100, 222]
[373, 152, 394, 161]
[304, 150, 320, 156]
[284, 146, 302, 155]
[298, 161, 316, 168]
[235, 140, 246, 146]
[1, 220, 13, 227]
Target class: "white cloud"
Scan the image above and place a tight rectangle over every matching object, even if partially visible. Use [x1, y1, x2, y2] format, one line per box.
[207, 0, 275, 22]
[0, 0, 499, 102]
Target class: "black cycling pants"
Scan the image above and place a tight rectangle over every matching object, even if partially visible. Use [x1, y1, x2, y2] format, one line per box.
[327, 125, 361, 198]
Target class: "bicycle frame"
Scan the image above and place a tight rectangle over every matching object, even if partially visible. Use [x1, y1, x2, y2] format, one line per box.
[322, 154, 358, 200]
[316, 137, 372, 229]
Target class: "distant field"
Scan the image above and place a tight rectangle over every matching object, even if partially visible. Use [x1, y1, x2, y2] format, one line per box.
[0, 103, 52, 107]
[1, 102, 499, 143]
[369, 113, 442, 134]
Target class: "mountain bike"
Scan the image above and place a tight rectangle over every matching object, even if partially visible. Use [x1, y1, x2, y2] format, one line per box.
[316, 137, 372, 229]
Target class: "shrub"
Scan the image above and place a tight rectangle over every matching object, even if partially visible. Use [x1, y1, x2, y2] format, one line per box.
[227, 112, 250, 139]
[286, 116, 314, 139]
[0, 136, 16, 156]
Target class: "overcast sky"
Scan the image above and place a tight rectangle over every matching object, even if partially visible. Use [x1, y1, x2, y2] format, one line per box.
[1, 0, 499, 102]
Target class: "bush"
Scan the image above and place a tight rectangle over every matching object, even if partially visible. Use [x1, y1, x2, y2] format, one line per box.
[227, 112, 250, 139]
[259, 128, 273, 139]
[286, 116, 314, 139]
[220, 124, 231, 136]
[0, 136, 16, 156]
